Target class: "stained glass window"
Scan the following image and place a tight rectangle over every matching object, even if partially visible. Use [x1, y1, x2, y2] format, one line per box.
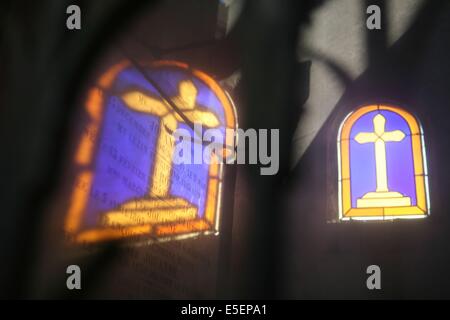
[65, 60, 237, 243]
[338, 104, 429, 220]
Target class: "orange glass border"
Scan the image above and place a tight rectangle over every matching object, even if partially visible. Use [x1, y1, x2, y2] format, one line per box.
[65, 60, 237, 243]
[338, 104, 429, 220]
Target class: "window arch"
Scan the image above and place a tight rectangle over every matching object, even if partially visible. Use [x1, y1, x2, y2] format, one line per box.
[337, 104, 429, 221]
[65, 60, 237, 243]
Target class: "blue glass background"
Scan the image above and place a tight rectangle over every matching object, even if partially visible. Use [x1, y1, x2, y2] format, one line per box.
[348, 110, 416, 208]
[84, 66, 227, 227]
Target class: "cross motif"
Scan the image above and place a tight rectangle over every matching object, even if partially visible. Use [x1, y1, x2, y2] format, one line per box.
[355, 113, 405, 192]
[101, 80, 221, 227]
[121, 80, 220, 197]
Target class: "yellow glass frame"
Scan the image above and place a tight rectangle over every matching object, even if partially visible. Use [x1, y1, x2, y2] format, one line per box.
[64, 60, 237, 243]
[338, 104, 429, 221]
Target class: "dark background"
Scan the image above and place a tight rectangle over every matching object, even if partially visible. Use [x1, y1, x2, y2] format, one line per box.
[1, 0, 450, 299]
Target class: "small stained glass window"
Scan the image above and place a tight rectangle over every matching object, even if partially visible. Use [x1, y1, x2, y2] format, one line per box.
[338, 104, 429, 221]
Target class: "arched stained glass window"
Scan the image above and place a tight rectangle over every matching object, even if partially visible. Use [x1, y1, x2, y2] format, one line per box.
[338, 104, 429, 221]
[64, 60, 237, 243]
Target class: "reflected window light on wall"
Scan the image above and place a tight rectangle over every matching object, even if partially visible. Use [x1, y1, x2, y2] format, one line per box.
[64, 60, 237, 243]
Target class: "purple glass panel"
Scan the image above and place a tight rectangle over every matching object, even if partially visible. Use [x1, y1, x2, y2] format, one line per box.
[83, 65, 227, 227]
[348, 109, 416, 208]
